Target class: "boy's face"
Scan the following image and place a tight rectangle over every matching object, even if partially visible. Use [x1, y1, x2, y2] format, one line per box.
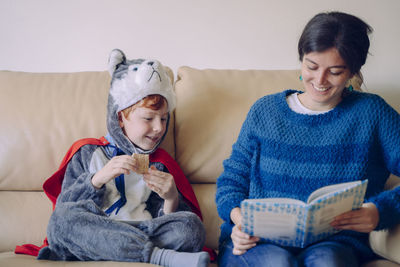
[119, 102, 168, 150]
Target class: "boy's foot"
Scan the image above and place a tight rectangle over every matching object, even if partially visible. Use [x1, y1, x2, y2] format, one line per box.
[150, 247, 210, 267]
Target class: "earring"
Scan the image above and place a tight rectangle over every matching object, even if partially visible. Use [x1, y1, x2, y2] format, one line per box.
[347, 85, 354, 92]
[299, 75, 303, 81]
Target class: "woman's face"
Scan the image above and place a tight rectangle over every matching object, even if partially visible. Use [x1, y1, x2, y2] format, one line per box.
[299, 47, 353, 111]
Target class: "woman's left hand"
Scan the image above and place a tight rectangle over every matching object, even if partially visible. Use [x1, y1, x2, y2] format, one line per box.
[330, 202, 379, 233]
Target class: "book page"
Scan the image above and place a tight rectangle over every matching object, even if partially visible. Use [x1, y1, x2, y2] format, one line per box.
[252, 209, 298, 240]
[310, 194, 354, 235]
[241, 198, 306, 246]
[304, 180, 368, 245]
[307, 181, 362, 204]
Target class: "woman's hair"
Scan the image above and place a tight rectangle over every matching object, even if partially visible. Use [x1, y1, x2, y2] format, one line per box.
[298, 11, 373, 75]
[120, 94, 167, 120]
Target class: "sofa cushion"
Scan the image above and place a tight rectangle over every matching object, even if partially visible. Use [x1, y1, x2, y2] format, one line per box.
[370, 225, 400, 265]
[369, 175, 400, 265]
[0, 252, 160, 266]
[0, 191, 51, 252]
[192, 184, 222, 250]
[174, 67, 304, 184]
[0, 71, 175, 191]
[0, 71, 109, 190]
[0, 70, 175, 256]
[173, 67, 364, 185]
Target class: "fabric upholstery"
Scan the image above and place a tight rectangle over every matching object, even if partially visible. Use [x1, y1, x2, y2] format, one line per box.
[0, 68, 398, 266]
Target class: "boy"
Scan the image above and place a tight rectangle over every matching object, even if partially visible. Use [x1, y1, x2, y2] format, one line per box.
[36, 49, 210, 267]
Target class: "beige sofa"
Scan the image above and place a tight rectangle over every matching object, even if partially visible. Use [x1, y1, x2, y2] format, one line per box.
[0, 67, 399, 267]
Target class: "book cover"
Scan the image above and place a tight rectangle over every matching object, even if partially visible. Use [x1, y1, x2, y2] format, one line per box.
[241, 180, 368, 247]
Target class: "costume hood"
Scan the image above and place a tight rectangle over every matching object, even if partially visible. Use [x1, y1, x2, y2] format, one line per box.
[106, 49, 175, 155]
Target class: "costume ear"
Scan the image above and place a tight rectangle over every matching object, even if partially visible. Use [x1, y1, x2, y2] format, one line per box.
[108, 49, 126, 75]
[164, 66, 174, 84]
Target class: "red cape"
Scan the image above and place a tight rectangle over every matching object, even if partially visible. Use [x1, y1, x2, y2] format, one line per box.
[15, 137, 216, 260]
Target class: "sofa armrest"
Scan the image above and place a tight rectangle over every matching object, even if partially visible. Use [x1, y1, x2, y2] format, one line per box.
[370, 225, 400, 264]
[369, 174, 400, 264]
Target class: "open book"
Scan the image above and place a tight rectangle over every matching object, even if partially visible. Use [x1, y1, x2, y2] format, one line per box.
[241, 180, 368, 248]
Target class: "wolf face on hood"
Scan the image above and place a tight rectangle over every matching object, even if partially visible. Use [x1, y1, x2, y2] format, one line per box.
[107, 49, 176, 155]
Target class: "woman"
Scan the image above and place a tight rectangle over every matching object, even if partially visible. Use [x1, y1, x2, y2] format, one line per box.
[216, 11, 400, 266]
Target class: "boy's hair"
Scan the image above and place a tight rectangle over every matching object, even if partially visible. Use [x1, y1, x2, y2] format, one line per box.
[119, 94, 167, 120]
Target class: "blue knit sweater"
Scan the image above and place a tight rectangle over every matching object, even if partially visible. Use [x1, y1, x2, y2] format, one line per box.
[216, 90, 400, 261]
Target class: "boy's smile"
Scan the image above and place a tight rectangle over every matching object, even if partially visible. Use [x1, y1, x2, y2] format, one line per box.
[119, 102, 168, 151]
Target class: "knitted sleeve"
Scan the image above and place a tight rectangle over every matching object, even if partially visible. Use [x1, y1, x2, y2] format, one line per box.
[215, 99, 262, 222]
[376, 96, 400, 176]
[367, 95, 400, 230]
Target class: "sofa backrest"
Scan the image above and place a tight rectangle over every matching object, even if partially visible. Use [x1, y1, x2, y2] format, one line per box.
[173, 67, 370, 185]
[0, 71, 175, 191]
[172, 67, 400, 251]
[0, 70, 175, 252]
[174, 67, 306, 184]
[0, 71, 106, 190]
[1, 68, 397, 253]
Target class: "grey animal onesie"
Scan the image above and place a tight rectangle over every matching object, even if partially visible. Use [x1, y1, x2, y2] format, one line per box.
[37, 50, 206, 262]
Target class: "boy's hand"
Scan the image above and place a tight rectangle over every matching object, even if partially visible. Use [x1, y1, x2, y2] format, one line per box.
[330, 202, 379, 233]
[143, 166, 178, 201]
[143, 166, 179, 213]
[91, 155, 136, 189]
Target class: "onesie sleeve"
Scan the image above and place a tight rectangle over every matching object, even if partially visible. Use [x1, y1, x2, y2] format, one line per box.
[56, 145, 106, 206]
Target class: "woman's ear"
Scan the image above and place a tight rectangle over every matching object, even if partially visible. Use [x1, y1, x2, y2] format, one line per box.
[347, 72, 363, 91]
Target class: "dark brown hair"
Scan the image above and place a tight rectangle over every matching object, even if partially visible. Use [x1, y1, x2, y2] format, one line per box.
[298, 11, 373, 76]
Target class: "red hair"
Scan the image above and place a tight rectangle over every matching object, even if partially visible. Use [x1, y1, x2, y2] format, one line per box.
[119, 94, 167, 120]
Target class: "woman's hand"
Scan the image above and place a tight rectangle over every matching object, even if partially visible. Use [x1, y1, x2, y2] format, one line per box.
[330, 202, 379, 233]
[230, 207, 260, 255]
[92, 155, 136, 189]
[143, 166, 179, 213]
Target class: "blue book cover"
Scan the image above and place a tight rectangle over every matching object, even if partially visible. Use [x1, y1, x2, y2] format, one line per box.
[241, 180, 368, 248]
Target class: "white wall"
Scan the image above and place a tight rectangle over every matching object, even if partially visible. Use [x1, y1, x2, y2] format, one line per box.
[1, 0, 399, 109]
